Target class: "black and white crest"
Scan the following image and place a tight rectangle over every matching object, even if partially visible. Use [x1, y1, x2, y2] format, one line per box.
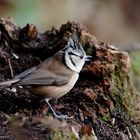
[63, 35, 87, 73]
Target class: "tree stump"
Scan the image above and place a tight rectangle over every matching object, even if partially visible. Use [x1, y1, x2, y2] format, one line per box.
[0, 17, 140, 140]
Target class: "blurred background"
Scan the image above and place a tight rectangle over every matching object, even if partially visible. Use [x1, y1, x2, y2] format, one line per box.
[0, 0, 140, 91]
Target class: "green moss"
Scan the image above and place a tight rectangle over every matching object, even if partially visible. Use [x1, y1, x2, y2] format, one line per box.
[130, 51, 140, 92]
[111, 57, 140, 122]
[101, 113, 110, 122]
[130, 51, 140, 76]
[51, 129, 77, 140]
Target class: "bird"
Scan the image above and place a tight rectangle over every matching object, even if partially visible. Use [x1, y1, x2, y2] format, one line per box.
[0, 35, 90, 119]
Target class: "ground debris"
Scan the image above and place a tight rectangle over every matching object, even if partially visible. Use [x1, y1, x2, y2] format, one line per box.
[0, 18, 140, 140]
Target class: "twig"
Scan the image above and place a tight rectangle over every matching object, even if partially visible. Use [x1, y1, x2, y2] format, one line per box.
[8, 58, 14, 77]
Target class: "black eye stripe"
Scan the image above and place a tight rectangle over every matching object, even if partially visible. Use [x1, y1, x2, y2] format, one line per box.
[68, 52, 75, 55]
[68, 52, 80, 57]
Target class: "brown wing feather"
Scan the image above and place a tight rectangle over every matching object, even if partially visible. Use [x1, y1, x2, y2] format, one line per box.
[14, 69, 69, 86]
[13, 51, 71, 86]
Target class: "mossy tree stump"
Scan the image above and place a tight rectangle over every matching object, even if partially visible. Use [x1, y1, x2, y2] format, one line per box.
[0, 17, 140, 140]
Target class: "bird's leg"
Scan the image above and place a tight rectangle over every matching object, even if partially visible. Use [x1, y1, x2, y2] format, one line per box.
[45, 99, 73, 119]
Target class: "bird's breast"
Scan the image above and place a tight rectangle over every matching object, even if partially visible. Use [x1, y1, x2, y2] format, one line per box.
[29, 73, 79, 99]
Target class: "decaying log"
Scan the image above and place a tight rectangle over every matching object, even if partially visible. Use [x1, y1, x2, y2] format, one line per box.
[0, 17, 140, 140]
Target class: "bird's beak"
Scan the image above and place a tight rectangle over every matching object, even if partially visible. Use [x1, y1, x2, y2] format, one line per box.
[85, 55, 92, 61]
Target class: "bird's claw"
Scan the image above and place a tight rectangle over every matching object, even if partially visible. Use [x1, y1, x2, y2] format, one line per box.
[53, 112, 74, 119]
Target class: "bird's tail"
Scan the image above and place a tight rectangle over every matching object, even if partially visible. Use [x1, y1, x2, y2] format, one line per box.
[0, 79, 20, 87]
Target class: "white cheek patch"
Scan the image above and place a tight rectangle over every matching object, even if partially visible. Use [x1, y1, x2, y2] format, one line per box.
[65, 52, 85, 73]
[65, 52, 77, 72]
[76, 59, 85, 72]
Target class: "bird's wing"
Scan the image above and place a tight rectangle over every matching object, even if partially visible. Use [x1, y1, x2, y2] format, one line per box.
[0, 67, 37, 87]
[13, 66, 37, 80]
[14, 68, 69, 86]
